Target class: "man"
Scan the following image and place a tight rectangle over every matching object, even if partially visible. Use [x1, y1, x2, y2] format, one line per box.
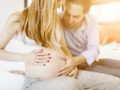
[58, 0, 120, 78]
[57, 0, 120, 89]
[57, 0, 99, 75]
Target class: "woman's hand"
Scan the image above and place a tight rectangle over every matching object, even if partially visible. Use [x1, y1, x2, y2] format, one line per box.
[24, 47, 64, 65]
[24, 48, 51, 66]
[36, 47, 64, 61]
[57, 56, 79, 77]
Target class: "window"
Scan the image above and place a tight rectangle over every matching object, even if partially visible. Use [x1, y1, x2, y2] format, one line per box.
[90, 2, 120, 23]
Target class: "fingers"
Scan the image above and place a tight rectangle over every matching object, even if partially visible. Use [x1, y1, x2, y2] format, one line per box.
[35, 48, 51, 60]
[32, 59, 50, 66]
[57, 66, 74, 76]
[37, 53, 50, 56]
[57, 67, 78, 78]
[58, 65, 69, 72]
[27, 48, 52, 65]
[35, 59, 50, 63]
[72, 69, 78, 78]
[36, 55, 51, 60]
[35, 49, 50, 56]
[36, 49, 51, 56]
[68, 67, 78, 78]
[32, 48, 44, 53]
[33, 62, 45, 66]
[68, 67, 77, 76]
[56, 56, 75, 76]
[61, 68, 73, 76]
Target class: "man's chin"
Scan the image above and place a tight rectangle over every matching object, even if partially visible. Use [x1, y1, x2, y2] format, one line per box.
[68, 26, 79, 30]
[65, 25, 74, 30]
[64, 24, 78, 30]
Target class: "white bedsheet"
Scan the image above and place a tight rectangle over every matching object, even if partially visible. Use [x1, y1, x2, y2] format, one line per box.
[0, 38, 36, 72]
[0, 71, 24, 90]
[0, 39, 28, 90]
[98, 42, 120, 60]
[0, 39, 120, 90]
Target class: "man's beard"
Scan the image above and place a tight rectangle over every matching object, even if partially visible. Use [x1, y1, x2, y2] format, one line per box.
[65, 23, 81, 30]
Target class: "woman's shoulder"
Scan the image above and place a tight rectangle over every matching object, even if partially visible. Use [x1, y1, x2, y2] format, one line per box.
[6, 12, 23, 33]
[6, 12, 22, 29]
[7, 12, 22, 23]
[1, 11, 23, 38]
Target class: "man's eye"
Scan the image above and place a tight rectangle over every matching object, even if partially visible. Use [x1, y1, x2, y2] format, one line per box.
[74, 16, 80, 18]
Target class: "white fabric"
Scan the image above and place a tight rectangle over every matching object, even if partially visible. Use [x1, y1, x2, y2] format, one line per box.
[0, 38, 34, 72]
[64, 14, 100, 65]
[0, 71, 24, 90]
[78, 70, 120, 90]
[98, 42, 120, 60]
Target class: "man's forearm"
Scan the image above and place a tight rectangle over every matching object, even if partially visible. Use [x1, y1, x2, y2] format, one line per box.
[0, 49, 26, 62]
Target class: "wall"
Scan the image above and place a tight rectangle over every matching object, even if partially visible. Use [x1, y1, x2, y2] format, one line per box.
[99, 23, 120, 44]
[90, 1, 120, 44]
[0, 0, 24, 32]
[91, 0, 120, 4]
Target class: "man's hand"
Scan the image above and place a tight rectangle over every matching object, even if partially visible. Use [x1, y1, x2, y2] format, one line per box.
[57, 56, 79, 77]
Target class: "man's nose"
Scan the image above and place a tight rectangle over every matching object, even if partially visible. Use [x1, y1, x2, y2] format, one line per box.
[69, 16, 74, 23]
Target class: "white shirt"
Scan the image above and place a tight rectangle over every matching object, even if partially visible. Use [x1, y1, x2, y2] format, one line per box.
[64, 14, 100, 65]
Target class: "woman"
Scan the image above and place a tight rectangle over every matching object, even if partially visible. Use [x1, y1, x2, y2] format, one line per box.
[0, 0, 83, 90]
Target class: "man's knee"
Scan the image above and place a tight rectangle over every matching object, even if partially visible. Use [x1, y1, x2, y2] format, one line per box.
[29, 76, 84, 90]
[53, 76, 84, 90]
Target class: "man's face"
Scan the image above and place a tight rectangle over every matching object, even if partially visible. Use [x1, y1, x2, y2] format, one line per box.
[62, 2, 85, 30]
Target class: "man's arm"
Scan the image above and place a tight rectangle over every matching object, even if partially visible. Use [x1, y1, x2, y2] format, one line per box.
[73, 55, 87, 66]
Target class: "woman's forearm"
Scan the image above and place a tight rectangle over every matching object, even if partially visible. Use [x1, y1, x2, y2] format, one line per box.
[0, 49, 26, 62]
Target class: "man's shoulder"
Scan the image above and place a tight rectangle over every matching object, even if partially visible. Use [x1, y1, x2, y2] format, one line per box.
[85, 14, 98, 25]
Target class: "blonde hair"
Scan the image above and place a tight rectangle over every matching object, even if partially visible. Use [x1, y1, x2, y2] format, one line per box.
[19, 0, 61, 48]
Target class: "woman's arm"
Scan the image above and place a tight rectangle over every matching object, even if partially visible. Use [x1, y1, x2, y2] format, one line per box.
[0, 13, 26, 62]
[0, 13, 52, 64]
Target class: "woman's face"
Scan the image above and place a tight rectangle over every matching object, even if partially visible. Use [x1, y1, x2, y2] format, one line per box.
[62, 2, 85, 30]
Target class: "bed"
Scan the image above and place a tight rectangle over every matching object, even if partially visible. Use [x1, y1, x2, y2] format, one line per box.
[97, 41, 120, 60]
[0, 39, 120, 90]
[0, 71, 24, 90]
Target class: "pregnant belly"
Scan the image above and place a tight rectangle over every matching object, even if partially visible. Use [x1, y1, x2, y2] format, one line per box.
[25, 59, 65, 79]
